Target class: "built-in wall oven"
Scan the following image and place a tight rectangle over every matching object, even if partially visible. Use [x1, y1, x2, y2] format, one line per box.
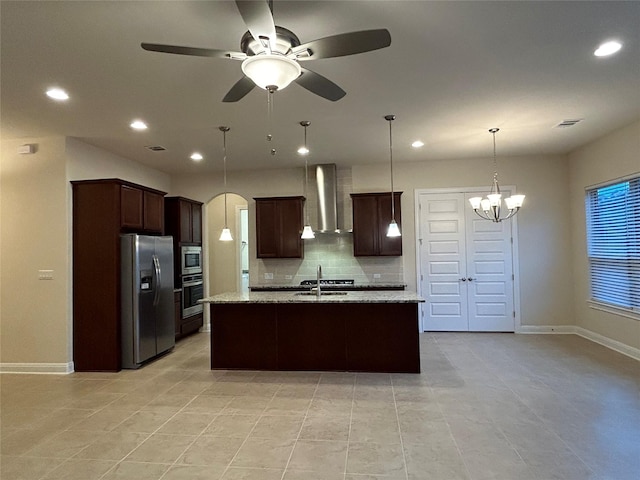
[181, 246, 202, 276]
[182, 273, 203, 318]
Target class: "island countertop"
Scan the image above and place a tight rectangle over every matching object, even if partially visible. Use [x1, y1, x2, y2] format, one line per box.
[200, 291, 424, 304]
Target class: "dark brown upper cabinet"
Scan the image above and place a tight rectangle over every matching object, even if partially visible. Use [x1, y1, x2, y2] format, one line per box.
[351, 192, 402, 257]
[165, 197, 203, 245]
[255, 196, 304, 258]
[120, 184, 164, 233]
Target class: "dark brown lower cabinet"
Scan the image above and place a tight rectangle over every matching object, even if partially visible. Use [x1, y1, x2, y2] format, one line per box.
[209, 303, 420, 373]
[180, 313, 203, 338]
[211, 304, 277, 369]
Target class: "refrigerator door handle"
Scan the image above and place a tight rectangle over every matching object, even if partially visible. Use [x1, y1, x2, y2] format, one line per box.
[152, 254, 161, 307]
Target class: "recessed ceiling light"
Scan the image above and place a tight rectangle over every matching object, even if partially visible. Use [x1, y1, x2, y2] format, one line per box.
[190, 152, 203, 161]
[411, 140, 424, 148]
[130, 120, 148, 130]
[297, 146, 309, 155]
[46, 88, 69, 101]
[594, 41, 622, 57]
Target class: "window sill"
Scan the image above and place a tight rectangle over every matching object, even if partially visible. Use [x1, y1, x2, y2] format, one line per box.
[588, 301, 639, 321]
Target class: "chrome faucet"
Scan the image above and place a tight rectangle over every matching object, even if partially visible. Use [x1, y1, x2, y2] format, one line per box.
[316, 264, 322, 297]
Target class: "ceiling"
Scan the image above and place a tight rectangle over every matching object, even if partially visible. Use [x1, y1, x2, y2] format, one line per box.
[1, 1, 639, 174]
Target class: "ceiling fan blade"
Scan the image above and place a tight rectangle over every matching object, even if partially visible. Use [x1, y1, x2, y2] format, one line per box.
[235, 0, 276, 50]
[222, 76, 256, 102]
[141, 42, 246, 60]
[295, 67, 346, 102]
[293, 29, 391, 60]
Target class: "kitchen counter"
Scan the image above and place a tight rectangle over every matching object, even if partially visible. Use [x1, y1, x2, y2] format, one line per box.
[201, 290, 423, 304]
[249, 283, 406, 292]
[203, 290, 423, 373]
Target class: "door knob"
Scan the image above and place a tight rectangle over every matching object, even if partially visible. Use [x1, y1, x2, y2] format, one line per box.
[459, 278, 467, 282]
[467, 277, 475, 281]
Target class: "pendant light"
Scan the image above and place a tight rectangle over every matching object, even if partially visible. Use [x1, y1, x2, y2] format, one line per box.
[299, 121, 315, 239]
[468, 128, 525, 222]
[219, 126, 233, 241]
[385, 115, 401, 237]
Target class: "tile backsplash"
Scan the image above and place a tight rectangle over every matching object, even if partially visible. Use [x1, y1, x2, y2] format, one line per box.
[251, 234, 404, 285]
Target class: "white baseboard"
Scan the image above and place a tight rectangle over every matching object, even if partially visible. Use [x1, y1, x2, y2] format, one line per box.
[0, 362, 74, 374]
[573, 326, 640, 362]
[518, 325, 575, 334]
[518, 325, 640, 361]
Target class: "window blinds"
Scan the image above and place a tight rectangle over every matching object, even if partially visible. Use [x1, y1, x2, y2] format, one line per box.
[585, 176, 639, 312]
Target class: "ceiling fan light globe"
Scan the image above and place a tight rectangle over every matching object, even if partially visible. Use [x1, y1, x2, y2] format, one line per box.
[241, 54, 301, 91]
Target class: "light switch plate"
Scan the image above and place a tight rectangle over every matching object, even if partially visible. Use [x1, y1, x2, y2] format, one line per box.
[38, 270, 54, 280]
[264, 273, 274, 280]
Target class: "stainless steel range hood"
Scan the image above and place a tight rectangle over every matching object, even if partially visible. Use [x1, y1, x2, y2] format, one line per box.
[314, 163, 341, 233]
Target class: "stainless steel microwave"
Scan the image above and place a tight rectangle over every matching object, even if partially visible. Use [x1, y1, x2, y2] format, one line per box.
[181, 246, 202, 275]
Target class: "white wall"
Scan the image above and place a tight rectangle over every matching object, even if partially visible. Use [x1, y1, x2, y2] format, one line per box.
[0, 136, 170, 371]
[1, 137, 70, 369]
[568, 120, 640, 350]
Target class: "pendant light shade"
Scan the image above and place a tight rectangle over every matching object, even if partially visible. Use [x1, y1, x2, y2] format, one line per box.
[468, 128, 525, 222]
[384, 114, 401, 238]
[219, 126, 233, 241]
[387, 220, 401, 237]
[219, 228, 233, 241]
[299, 121, 315, 239]
[301, 225, 315, 239]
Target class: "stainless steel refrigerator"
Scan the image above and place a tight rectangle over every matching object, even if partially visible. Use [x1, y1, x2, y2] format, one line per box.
[121, 234, 175, 369]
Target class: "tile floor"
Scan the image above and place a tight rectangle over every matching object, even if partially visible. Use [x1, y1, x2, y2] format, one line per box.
[1, 333, 638, 480]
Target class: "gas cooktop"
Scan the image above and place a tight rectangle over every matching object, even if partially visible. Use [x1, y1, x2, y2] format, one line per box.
[300, 279, 355, 286]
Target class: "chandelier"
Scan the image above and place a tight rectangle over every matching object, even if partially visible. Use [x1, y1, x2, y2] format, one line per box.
[468, 128, 525, 222]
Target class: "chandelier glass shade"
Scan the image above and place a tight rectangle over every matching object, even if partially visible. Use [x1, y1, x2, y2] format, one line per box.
[299, 121, 315, 239]
[219, 126, 233, 242]
[468, 128, 525, 222]
[385, 115, 401, 238]
[241, 54, 301, 91]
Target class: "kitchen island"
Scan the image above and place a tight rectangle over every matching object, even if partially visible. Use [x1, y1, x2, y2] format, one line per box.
[201, 291, 424, 373]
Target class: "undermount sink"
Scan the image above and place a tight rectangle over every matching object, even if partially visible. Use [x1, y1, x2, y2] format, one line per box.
[295, 291, 348, 296]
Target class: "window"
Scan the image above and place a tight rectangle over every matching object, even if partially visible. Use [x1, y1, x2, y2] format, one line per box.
[585, 176, 639, 314]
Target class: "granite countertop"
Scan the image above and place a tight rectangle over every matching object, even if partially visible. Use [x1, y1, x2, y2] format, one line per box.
[249, 283, 407, 291]
[200, 291, 424, 304]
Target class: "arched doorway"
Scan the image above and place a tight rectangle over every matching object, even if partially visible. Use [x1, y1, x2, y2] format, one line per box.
[206, 193, 249, 296]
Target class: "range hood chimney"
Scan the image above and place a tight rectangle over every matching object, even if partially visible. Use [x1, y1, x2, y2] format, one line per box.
[315, 164, 340, 233]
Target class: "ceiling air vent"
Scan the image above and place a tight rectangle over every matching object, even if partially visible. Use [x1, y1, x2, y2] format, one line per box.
[145, 145, 166, 152]
[555, 119, 582, 128]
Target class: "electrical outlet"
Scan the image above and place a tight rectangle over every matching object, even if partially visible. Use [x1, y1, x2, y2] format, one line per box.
[38, 270, 54, 280]
[285, 275, 292, 280]
[264, 273, 274, 280]
[373, 273, 381, 279]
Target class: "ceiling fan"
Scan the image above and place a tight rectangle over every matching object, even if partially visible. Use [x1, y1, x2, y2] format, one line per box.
[141, 0, 391, 102]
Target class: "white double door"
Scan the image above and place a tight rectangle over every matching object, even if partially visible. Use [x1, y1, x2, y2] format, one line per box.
[419, 192, 515, 332]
